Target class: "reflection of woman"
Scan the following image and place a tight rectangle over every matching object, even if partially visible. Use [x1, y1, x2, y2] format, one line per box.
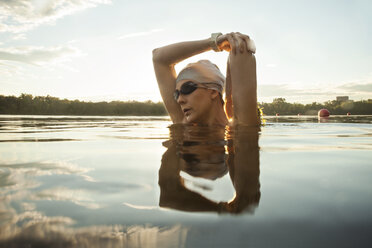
[153, 32, 259, 127]
[159, 125, 260, 214]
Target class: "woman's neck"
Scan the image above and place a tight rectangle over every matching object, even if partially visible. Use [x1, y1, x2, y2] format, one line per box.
[207, 101, 228, 126]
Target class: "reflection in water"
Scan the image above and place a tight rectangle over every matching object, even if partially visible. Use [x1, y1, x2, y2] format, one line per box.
[318, 116, 329, 123]
[0, 115, 171, 142]
[265, 115, 372, 123]
[0, 160, 187, 248]
[0, 213, 187, 248]
[0, 138, 78, 142]
[159, 124, 261, 214]
[2, 116, 371, 247]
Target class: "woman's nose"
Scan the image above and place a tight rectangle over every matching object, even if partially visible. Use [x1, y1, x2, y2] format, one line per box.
[177, 94, 187, 104]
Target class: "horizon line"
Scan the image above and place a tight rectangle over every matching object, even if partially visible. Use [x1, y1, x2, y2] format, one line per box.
[1, 93, 371, 104]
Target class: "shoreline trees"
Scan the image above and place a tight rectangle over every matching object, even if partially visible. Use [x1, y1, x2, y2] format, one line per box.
[259, 98, 372, 115]
[0, 94, 371, 116]
[0, 94, 167, 116]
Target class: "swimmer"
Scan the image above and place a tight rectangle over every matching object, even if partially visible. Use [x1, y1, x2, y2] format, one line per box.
[152, 32, 259, 127]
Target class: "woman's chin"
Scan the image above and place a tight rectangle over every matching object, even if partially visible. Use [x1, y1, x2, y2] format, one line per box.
[184, 116, 193, 123]
[185, 114, 207, 125]
[185, 113, 197, 124]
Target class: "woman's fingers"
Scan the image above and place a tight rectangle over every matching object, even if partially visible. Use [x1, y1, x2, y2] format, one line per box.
[230, 32, 256, 54]
[232, 32, 244, 53]
[236, 32, 254, 53]
[245, 37, 256, 54]
[229, 32, 245, 54]
[222, 32, 256, 54]
[217, 34, 232, 52]
[226, 33, 238, 55]
[216, 34, 227, 45]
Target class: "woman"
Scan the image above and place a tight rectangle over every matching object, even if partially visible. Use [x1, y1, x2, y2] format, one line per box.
[152, 32, 259, 127]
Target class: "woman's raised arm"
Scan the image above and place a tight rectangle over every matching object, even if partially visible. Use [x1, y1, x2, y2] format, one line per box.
[152, 38, 214, 123]
[221, 32, 259, 126]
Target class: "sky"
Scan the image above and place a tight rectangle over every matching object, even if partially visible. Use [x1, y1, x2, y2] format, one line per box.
[0, 0, 371, 103]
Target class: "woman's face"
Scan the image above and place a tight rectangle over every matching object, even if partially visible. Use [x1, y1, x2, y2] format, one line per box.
[175, 81, 215, 124]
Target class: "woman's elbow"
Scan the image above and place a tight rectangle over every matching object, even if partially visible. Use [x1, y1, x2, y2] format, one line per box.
[152, 48, 163, 64]
[152, 48, 158, 61]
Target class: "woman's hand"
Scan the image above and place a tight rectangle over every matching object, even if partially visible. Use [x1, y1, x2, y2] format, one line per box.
[217, 32, 256, 54]
[216, 34, 232, 52]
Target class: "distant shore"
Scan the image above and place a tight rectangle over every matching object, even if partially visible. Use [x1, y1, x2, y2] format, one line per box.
[1, 94, 371, 116]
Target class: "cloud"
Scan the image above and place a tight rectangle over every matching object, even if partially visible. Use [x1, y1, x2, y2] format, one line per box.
[12, 33, 26, 40]
[32, 187, 102, 209]
[0, 196, 187, 248]
[0, 45, 81, 65]
[123, 202, 162, 210]
[0, 160, 91, 176]
[337, 82, 372, 93]
[0, 211, 188, 248]
[258, 82, 372, 103]
[0, 0, 111, 33]
[265, 63, 277, 68]
[0, 160, 92, 193]
[258, 84, 322, 97]
[118, 28, 164, 40]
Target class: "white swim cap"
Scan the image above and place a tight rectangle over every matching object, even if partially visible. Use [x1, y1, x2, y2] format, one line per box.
[176, 60, 225, 95]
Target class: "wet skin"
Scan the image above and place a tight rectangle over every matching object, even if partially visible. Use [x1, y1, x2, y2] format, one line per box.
[175, 81, 220, 124]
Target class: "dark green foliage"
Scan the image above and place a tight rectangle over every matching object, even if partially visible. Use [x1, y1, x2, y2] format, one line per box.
[0, 94, 371, 116]
[259, 98, 372, 115]
[0, 94, 167, 116]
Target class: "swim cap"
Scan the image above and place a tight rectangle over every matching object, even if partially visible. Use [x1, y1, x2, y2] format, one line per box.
[176, 60, 225, 95]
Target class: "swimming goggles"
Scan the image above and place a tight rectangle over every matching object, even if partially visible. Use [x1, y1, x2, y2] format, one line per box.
[174, 81, 209, 101]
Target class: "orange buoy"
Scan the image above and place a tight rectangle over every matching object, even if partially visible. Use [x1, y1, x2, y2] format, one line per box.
[318, 109, 330, 117]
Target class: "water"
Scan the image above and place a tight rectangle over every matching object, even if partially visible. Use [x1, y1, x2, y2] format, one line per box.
[0, 115, 372, 248]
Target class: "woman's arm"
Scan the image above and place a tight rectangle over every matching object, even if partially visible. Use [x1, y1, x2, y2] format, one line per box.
[225, 58, 233, 119]
[223, 32, 259, 126]
[152, 38, 213, 123]
[227, 127, 261, 213]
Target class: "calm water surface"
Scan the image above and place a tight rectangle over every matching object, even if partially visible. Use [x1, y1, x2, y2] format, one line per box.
[0, 115, 372, 248]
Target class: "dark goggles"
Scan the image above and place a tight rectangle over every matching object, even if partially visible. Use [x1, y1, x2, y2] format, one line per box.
[174, 81, 208, 101]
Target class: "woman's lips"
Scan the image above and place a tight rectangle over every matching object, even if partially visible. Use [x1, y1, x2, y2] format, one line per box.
[183, 108, 191, 116]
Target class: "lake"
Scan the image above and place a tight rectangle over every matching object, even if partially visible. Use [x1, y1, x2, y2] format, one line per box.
[0, 115, 371, 248]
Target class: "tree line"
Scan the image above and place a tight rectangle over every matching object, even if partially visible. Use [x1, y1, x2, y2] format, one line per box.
[0, 94, 371, 116]
[0, 94, 167, 116]
[259, 98, 372, 115]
